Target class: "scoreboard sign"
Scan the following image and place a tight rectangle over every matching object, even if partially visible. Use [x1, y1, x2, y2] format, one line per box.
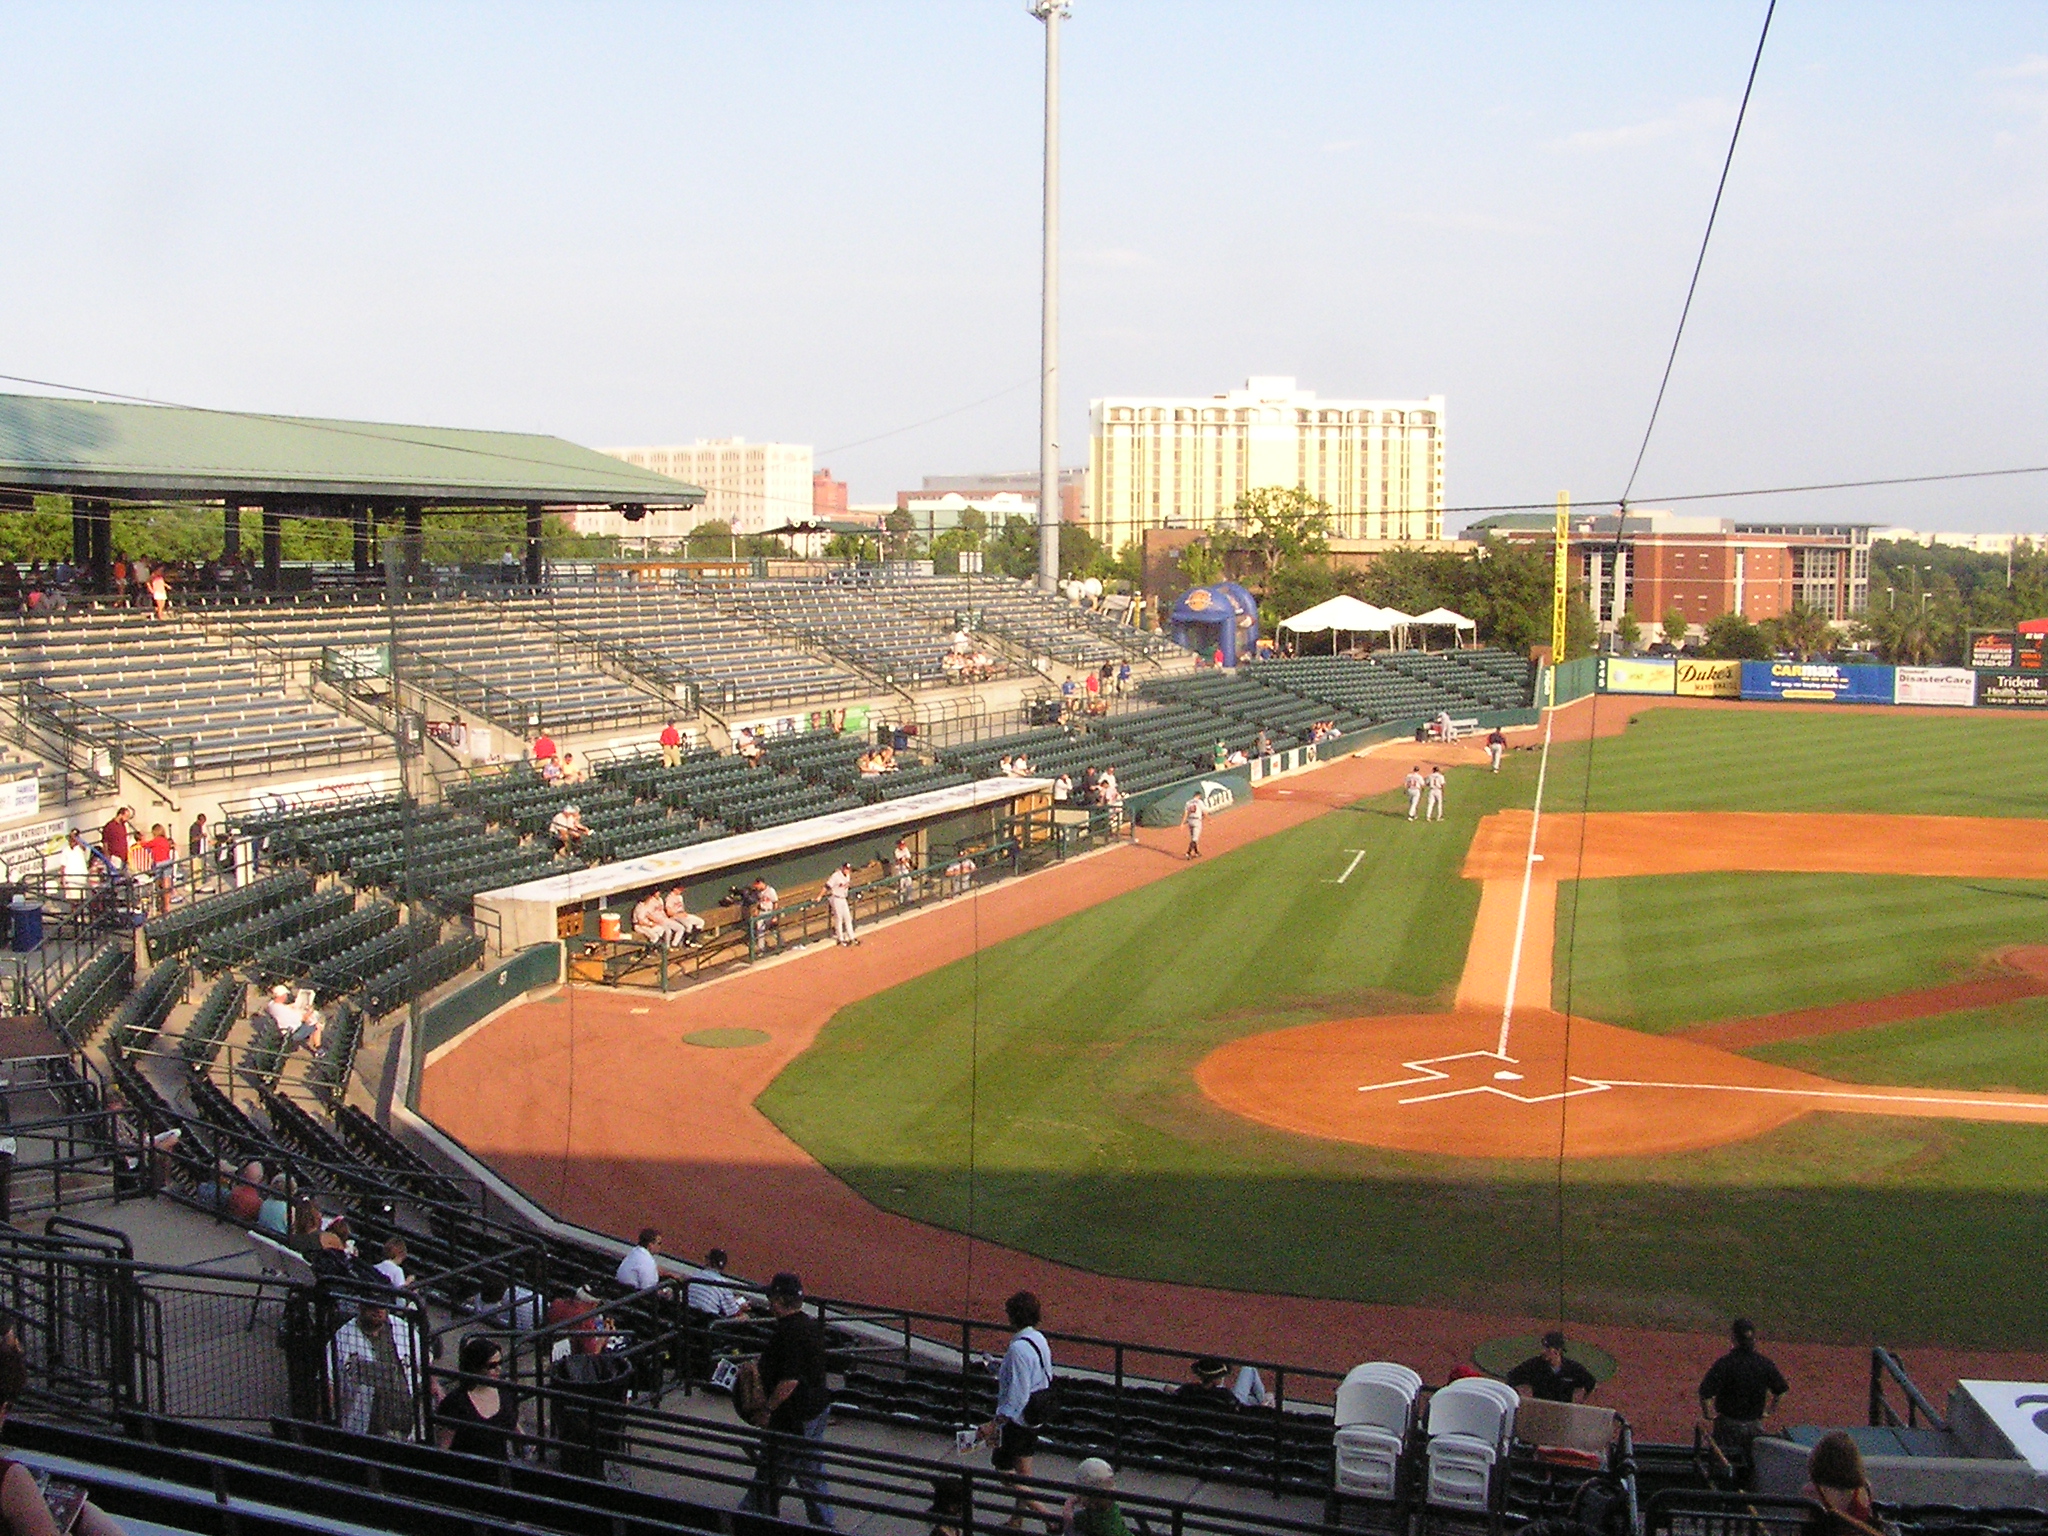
[1968, 631, 2047, 670]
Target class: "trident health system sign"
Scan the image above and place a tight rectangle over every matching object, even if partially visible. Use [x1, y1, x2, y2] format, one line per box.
[1740, 661, 1895, 704]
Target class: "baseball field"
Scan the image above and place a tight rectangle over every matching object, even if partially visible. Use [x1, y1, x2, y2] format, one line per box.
[758, 706, 2048, 1350]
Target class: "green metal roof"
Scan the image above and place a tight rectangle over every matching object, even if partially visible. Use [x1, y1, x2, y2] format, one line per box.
[0, 392, 703, 507]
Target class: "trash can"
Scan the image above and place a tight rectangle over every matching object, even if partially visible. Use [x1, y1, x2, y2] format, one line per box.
[9, 899, 42, 953]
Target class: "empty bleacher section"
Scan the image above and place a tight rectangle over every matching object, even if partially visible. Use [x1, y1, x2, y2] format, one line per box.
[0, 610, 378, 780]
[691, 574, 998, 688]
[1247, 648, 1535, 723]
[889, 572, 1182, 667]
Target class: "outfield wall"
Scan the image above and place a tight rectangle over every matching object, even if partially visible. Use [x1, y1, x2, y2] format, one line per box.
[1589, 656, 2035, 708]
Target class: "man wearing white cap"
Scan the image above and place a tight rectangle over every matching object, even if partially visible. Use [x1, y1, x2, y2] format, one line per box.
[550, 804, 587, 853]
[265, 984, 321, 1053]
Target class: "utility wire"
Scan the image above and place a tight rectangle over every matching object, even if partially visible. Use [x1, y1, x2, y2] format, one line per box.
[1617, 0, 1777, 509]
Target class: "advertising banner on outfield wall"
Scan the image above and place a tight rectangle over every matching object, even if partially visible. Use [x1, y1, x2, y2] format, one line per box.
[1977, 671, 2048, 708]
[1740, 661, 1896, 704]
[1894, 666, 1977, 707]
[1134, 769, 1253, 828]
[1600, 658, 1676, 694]
[1675, 659, 1741, 697]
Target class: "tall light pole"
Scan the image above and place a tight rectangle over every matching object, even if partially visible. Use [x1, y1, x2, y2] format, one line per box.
[1030, 0, 1068, 595]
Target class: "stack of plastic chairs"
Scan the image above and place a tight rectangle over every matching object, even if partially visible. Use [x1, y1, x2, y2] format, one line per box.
[1425, 1376, 1518, 1512]
[1332, 1361, 1423, 1501]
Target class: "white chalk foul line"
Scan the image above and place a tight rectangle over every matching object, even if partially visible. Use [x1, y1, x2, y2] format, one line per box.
[1496, 703, 1559, 1058]
[1590, 1078, 2048, 1115]
[1322, 850, 1368, 885]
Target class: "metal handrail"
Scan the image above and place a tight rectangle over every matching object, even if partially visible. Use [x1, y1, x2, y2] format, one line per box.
[1868, 1346, 1950, 1432]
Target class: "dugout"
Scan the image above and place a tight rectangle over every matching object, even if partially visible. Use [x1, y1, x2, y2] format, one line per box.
[474, 777, 1053, 955]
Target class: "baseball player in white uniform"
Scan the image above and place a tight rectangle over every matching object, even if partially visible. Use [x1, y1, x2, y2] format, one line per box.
[1425, 766, 1447, 822]
[1403, 767, 1425, 822]
[1486, 727, 1506, 773]
[824, 862, 859, 945]
[892, 836, 917, 907]
[1181, 792, 1206, 858]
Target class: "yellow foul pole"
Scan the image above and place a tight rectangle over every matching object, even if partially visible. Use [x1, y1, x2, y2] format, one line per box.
[1548, 490, 1570, 705]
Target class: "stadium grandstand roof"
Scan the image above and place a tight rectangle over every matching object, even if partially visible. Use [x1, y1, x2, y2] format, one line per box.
[0, 392, 704, 509]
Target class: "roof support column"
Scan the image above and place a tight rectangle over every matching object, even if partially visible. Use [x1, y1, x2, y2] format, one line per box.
[402, 504, 424, 585]
[74, 500, 112, 593]
[261, 507, 283, 591]
[221, 502, 242, 560]
[524, 505, 543, 589]
[351, 502, 373, 577]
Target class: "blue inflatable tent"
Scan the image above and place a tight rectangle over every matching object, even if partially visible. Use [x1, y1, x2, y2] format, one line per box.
[1170, 581, 1260, 667]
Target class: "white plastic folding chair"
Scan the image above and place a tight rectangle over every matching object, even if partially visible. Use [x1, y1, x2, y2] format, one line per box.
[1333, 1363, 1422, 1502]
[244, 1229, 316, 1331]
[1425, 1383, 1512, 1512]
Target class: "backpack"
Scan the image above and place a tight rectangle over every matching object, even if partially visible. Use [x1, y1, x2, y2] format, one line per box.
[1020, 1335, 1061, 1428]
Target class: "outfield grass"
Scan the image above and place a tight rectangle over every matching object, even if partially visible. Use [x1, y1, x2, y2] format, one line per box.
[1749, 995, 2048, 1093]
[760, 704, 2048, 1347]
[1554, 874, 2048, 1030]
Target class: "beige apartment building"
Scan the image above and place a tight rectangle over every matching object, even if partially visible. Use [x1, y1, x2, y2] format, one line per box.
[595, 438, 813, 537]
[1088, 377, 1444, 545]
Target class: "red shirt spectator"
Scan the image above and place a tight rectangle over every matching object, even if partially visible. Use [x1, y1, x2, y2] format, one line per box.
[659, 723, 680, 750]
[140, 830, 173, 868]
[531, 733, 558, 763]
[546, 1292, 606, 1355]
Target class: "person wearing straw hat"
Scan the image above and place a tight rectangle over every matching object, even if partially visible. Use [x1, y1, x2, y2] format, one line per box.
[1173, 1356, 1238, 1411]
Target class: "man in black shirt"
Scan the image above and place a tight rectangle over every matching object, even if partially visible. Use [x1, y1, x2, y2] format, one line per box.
[743, 1272, 835, 1527]
[1173, 1356, 1239, 1413]
[1698, 1318, 1789, 1466]
[1504, 1331, 1598, 1403]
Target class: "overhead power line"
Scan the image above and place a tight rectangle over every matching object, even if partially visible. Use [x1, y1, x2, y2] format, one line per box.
[1617, 0, 1777, 508]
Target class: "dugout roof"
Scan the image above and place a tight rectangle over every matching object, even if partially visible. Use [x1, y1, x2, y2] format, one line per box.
[0, 392, 704, 510]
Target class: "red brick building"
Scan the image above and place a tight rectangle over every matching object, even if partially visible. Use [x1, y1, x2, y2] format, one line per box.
[812, 468, 848, 521]
[1469, 512, 1872, 635]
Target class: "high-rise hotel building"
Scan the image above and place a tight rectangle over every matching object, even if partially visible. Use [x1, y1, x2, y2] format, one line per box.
[595, 438, 814, 538]
[1087, 377, 1444, 544]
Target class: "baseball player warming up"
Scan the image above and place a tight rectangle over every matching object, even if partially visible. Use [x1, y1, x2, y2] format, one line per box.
[1425, 766, 1447, 822]
[1181, 791, 1206, 858]
[1404, 766, 1425, 822]
[1486, 727, 1506, 773]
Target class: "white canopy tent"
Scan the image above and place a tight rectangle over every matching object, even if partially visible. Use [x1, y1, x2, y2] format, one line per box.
[1411, 606, 1478, 650]
[1277, 594, 1394, 635]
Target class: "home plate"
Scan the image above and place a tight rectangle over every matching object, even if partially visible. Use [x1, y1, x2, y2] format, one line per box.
[1494, 1070, 1523, 1082]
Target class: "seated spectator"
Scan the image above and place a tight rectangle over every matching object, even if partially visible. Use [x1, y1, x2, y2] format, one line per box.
[616, 1227, 663, 1292]
[549, 805, 588, 852]
[559, 752, 587, 785]
[264, 983, 323, 1053]
[285, 1198, 328, 1257]
[998, 754, 1014, 776]
[1803, 1431, 1882, 1536]
[375, 1237, 411, 1291]
[1174, 1356, 1239, 1411]
[1225, 749, 1248, 768]
[1062, 1459, 1132, 1536]
[538, 756, 564, 785]
[1253, 730, 1272, 757]
[545, 1288, 608, 1358]
[686, 1247, 751, 1321]
[256, 1177, 292, 1236]
[472, 1273, 542, 1334]
[0, 1347, 129, 1535]
[1052, 772, 1071, 804]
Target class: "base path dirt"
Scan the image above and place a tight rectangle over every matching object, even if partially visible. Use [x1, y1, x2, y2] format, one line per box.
[422, 702, 2048, 1440]
[1200, 810, 2048, 1158]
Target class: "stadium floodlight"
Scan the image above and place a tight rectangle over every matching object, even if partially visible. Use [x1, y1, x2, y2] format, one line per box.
[1029, 1, 1070, 595]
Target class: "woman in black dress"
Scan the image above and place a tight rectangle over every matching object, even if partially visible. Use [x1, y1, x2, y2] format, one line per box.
[435, 1335, 521, 1461]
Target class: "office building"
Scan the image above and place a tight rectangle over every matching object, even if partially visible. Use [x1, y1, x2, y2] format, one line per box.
[1088, 377, 1444, 545]
[597, 438, 813, 537]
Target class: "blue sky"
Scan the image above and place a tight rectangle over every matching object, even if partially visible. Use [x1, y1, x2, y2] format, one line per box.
[1, 3, 2042, 531]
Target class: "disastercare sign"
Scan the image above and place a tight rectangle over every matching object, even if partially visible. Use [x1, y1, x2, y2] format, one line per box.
[1894, 666, 1976, 707]
[1740, 661, 1896, 704]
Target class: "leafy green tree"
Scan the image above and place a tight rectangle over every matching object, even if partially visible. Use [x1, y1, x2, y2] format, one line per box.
[1660, 607, 1688, 649]
[685, 520, 737, 558]
[1615, 608, 1642, 653]
[0, 496, 75, 560]
[1234, 485, 1331, 572]
[1700, 611, 1768, 660]
[1177, 539, 1224, 587]
[882, 509, 923, 560]
[825, 532, 879, 561]
[1777, 602, 1834, 661]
